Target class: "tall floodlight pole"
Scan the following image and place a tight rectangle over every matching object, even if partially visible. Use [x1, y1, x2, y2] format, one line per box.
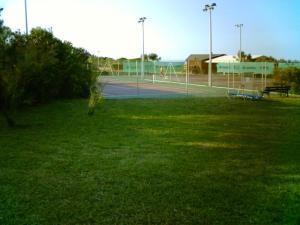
[24, 0, 28, 35]
[235, 24, 243, 62]
[138, 17, 146, 79]
[203, 3, 216, 87]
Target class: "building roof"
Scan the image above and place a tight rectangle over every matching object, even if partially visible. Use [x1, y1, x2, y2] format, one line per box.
[186, 54, 225, 61]
[205, 54, 265, 63]
[252, 55, 263, 59]
[205, 55, 239, 63]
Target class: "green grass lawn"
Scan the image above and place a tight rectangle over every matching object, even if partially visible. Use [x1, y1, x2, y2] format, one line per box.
[0, 97, 300, 225]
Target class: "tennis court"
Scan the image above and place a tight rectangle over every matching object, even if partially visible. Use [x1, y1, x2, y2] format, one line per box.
[100, 75, 230, 98]
[98, 61, 274, 99]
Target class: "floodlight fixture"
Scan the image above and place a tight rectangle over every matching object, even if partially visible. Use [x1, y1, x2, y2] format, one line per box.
[138, 17, 146, 23]
[203, 3, 216, 11]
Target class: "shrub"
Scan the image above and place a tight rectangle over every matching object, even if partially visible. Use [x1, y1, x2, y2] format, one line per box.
[274, 67, 300, 94]
[1, 14, 93, 126]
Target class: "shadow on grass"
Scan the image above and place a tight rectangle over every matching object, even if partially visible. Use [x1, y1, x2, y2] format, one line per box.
[0, 97, 300, 224]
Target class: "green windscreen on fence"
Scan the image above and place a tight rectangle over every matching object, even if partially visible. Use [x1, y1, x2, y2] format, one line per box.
[123, 61, 184, 74]
[278, 63, 300, 69]
[217, 62, 274, 74]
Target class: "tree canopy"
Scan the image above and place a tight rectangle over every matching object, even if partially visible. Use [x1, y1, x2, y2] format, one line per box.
[0, 9, 93, 126]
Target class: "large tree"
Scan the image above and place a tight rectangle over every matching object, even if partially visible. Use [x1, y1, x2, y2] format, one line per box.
[1, 9, 92, 127]
[14, 28, 60, 104]
[148, 53, 161, 61]
[0, 8, 17, 126]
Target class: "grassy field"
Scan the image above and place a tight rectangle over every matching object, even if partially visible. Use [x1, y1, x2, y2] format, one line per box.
[0, 97, 300, 225]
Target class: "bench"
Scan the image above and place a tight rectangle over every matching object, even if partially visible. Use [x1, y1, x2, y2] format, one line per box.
[263, 86, 291, 97]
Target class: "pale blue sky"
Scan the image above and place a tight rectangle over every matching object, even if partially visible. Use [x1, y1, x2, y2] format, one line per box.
[1, 0, 300, 60]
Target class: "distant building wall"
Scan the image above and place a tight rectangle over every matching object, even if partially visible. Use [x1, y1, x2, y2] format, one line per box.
[186, 54, 225, 74]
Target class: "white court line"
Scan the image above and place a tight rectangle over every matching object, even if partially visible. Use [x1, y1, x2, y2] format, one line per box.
[144, 79, 258, 92]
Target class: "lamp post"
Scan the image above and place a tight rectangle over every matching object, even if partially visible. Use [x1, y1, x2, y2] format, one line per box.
[24, 0, 28, 35]
[138, 17, 146, 79]
[235, 24, 243, 62]
[203, 3, 216, 87]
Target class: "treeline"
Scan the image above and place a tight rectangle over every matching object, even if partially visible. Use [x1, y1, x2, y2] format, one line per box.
[237, 51, 300, 63]
[1, 9, 93, 126]
[231, 51, 300, 94]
